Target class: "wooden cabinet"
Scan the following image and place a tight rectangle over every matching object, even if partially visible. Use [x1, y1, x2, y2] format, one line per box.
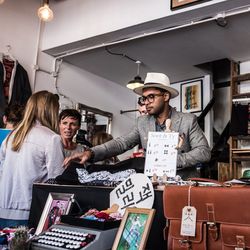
[229, 61, 250, 179]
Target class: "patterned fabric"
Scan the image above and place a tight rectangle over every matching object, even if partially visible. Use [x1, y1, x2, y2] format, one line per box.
[64, 144, 86, 158]
[45, 178, 58, 184]
[77, 168, 136, 186]
[3, 58, 15, 101]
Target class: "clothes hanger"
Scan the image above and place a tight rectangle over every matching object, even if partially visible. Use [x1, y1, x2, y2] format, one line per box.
[3, 45, 16, 61]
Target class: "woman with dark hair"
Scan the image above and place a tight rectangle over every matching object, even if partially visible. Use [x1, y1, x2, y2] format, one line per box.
[0, 91, 64, 228]
[2, 104, 24, 129]
[59, 109, 86, 157]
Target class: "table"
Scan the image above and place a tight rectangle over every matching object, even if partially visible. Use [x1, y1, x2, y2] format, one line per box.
[29, 183, 166, 250]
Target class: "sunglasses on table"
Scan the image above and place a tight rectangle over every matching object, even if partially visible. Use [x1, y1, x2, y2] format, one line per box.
[138, 93, 165, 106]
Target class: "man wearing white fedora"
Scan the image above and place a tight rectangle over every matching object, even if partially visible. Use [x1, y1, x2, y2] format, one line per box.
[64, 73, 210, 179]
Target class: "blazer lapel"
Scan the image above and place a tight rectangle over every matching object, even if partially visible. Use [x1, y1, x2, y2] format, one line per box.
[148, 116, 156, 132]
[170, 108, 182, 132]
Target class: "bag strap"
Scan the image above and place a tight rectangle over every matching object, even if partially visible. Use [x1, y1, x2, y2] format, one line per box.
[188, 177, 223, 186]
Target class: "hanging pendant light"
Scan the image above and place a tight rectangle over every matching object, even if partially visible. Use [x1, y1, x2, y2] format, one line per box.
[38, 0, 54, 22]
[126, 61, 144, 90]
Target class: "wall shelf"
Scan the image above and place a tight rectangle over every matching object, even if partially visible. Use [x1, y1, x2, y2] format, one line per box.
[229, 61, 250, 179]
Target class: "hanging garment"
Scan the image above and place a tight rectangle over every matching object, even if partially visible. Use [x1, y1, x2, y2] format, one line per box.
[2, 58, 15, 103]
[0, 57, 31, 127]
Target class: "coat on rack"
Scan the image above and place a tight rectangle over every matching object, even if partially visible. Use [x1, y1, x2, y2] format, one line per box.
[0, 56, 32, 127]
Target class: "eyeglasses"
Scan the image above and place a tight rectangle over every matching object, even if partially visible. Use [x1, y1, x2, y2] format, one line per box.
[138, 93, 164, 105]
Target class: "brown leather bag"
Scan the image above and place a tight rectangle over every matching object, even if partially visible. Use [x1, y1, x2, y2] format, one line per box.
[163, 182, 250, 249]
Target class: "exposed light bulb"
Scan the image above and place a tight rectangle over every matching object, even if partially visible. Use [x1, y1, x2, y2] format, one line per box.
[127, 82, 143, 90]
[126, 61, 144, 90]
[126, 76, 144, 90]
[38, 3, 54, 22]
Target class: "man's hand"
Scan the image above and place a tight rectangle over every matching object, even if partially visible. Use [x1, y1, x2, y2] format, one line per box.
[63, 150, 92, 168]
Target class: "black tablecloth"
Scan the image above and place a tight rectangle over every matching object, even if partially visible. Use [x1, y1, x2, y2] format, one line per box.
[29, 183, 166, 250]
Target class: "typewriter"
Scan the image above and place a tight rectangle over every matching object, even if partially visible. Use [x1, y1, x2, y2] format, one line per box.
[30, 224, 118, 250]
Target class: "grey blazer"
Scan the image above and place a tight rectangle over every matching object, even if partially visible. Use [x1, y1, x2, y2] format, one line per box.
[92, 108, 211, 169]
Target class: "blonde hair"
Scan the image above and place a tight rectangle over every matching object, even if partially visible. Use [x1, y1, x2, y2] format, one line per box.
[10, 91, 59, 151]
[92, 131, 113, 147]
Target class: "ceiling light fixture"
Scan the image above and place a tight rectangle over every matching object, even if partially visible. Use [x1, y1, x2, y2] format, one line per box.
[126, 61, 144, 90]
[0, 0, 5, 5]
[104, 47, 144, 90]
[38, 0, 54, 22]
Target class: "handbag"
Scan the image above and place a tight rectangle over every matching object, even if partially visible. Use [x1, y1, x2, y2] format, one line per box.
[163, 179, 250, 249]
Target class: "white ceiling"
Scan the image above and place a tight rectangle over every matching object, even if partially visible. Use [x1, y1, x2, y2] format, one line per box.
[44, 0, 250, 85]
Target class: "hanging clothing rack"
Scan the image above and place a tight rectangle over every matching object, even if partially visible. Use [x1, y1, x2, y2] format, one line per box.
[120, 109, 138, 114]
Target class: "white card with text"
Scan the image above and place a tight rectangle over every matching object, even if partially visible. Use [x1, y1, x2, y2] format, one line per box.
[110, 173, 154, 215]
[144, 132, 179, 177]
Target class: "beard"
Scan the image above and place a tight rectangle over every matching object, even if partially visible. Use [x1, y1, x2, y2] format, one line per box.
[147, 102, 166, 116]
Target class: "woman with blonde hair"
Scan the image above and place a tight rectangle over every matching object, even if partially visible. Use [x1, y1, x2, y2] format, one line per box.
[0, 91, 64, 228]
[92, 131, 119, 165]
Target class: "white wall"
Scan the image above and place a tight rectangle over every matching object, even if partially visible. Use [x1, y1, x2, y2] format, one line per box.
[170, 75, 213, 146]
[42, 0, 227, 50]
[35, 59, 137, 139]
[0, 0, 138, 153]
[0, 0, 41, 89]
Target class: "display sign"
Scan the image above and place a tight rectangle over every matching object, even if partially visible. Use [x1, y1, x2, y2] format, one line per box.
[144, 131, 179, 177]
[110, 174, 154, 215]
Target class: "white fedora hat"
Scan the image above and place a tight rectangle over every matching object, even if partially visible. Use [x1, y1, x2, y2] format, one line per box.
[133, 72, 179, 98]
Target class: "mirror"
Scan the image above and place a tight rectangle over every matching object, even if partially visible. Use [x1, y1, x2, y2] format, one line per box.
[76, 103, 113, 144]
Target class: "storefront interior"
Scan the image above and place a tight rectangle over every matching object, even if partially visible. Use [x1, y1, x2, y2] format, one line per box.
[1, 0, 250, 249]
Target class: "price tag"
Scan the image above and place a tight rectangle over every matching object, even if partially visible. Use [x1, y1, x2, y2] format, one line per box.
[180, 206, 197, 237]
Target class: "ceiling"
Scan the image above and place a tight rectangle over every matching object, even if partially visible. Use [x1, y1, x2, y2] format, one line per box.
[45, 0, 250, 86]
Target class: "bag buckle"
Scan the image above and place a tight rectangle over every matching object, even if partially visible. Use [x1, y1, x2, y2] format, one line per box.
[236, 235, 245, 250]
[179, 239, 192, 249]
[207, 222, 219, 241]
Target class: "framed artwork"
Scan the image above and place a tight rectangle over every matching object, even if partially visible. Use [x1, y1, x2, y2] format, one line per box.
[112, 208, 155, 250]
[181, 79, 203, 113]
[171, 0, 203, 10]
[35, 193, 74, 235]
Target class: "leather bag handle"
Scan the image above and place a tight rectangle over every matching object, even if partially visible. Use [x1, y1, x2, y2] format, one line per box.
[188, 177, 223, 186]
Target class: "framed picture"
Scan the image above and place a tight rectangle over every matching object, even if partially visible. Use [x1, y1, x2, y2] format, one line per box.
[112, 208, 155, 250]
[35, 193, 74, 235]
[181, 79, 203, 113]
[171, 0, 203, 10]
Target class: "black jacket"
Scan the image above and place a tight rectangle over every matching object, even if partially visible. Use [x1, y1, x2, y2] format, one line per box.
[0, 61, 31, 127]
